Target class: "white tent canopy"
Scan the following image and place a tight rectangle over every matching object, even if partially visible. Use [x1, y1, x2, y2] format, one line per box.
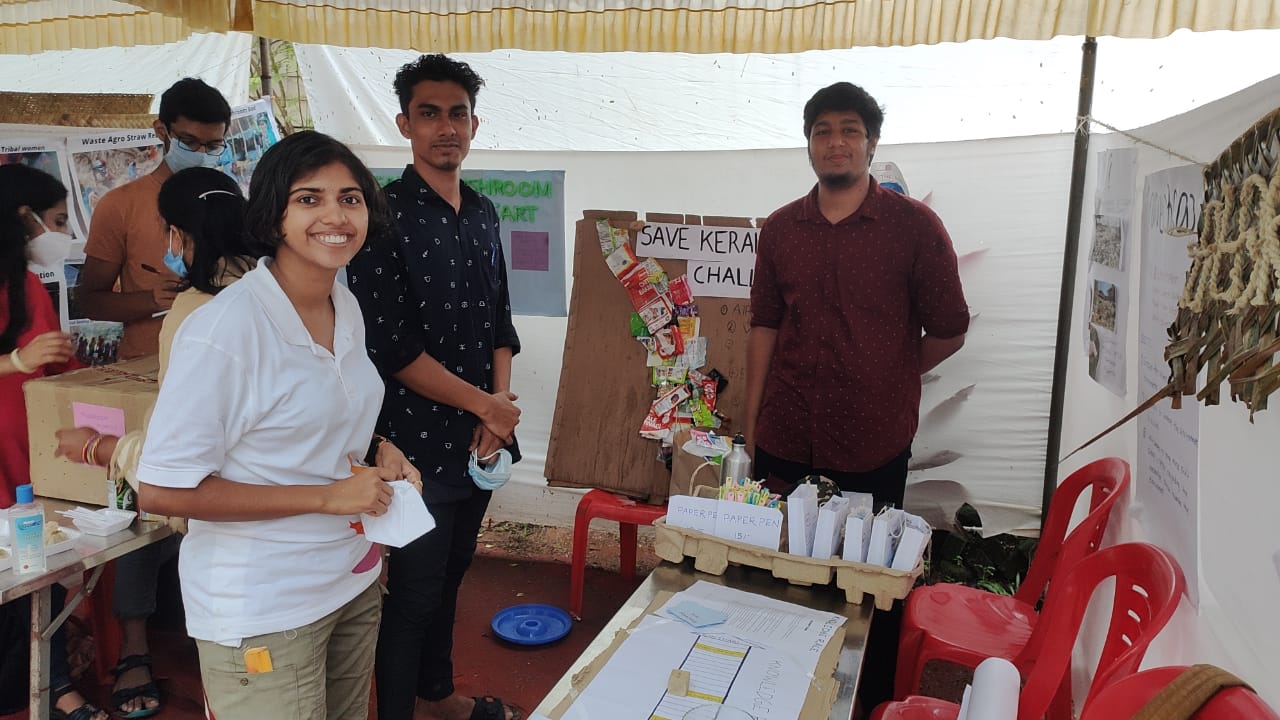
[5, 0, 1280, 54]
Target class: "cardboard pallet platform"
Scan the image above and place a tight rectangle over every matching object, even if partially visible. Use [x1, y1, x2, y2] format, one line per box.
[653, 518, 921, 610]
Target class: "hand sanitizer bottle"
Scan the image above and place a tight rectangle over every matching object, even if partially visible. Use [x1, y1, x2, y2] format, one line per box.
[9, 484, 46, 574]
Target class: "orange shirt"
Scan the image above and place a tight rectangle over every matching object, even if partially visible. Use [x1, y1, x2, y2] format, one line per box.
[83, 164, 176, 359]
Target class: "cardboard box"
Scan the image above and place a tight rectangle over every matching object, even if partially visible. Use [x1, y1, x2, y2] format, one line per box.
[23, 355, 160, 505]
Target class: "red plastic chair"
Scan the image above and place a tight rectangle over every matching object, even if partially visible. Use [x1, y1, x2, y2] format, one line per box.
[568, 489, 667, 619]
[895, 457, 1130, 704]
[1080, 666, 1280, 720]
[874, 542, 1185, 720]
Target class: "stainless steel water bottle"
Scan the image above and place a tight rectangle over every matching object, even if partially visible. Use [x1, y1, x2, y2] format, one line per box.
[719, 433, 751, 484]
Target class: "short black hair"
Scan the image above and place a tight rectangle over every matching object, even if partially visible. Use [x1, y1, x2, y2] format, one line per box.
[0, 163, 67, 353]
[394, 54, 485, 114]
[157, 167, 252, 296]
[244, 131, 390, 258]
[803, 82, 884, 141]
[158, 77, 231, 127]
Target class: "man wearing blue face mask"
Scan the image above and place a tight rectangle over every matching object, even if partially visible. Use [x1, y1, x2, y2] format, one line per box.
[75, 77, 229, 720]
[80, 77, 231, 361]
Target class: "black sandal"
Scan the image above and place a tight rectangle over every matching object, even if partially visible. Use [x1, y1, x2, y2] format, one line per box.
[50, 684, 108, 720]
[110, 653, 161, 718]
[470, 695, 524, 720]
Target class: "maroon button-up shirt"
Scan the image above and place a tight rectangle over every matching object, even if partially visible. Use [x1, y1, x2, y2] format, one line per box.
[750, 179, 969, 472]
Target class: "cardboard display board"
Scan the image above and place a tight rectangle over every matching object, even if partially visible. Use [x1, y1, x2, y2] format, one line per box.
[545, 212, 754, 502]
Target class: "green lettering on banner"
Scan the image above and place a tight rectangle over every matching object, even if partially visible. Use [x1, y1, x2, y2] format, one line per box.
[466, 177, 554, 199]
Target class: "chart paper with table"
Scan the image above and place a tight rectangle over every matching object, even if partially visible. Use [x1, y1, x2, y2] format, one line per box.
[555, 582, 846, 720]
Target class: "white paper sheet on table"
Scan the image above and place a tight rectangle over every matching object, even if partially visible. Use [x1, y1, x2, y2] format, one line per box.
[655, 580, 846, 675]
[558, 614, 813, 720]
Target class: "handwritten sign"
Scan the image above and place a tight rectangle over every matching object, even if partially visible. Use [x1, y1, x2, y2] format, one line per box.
[1136, 163, 1202, 605]
[714, 500, 783, 550]
[634, 221, 758, 298]
[665, 495, 720, 535]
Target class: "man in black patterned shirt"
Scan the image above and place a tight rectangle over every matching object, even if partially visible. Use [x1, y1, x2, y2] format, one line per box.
[347, 54, 522, 720]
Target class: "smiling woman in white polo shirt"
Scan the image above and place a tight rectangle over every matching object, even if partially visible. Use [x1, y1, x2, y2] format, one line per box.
[136, 131, 420, 720]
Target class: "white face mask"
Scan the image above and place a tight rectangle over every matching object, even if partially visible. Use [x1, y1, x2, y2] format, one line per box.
[27, 213, 74, 268]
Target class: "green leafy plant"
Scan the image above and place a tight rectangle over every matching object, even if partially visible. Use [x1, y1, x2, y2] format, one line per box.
[922, 503, 1037, 595]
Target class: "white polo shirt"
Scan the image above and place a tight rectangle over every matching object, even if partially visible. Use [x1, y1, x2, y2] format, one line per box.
[138, 259, 385, 643]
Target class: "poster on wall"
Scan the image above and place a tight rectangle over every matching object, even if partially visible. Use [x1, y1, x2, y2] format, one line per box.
[66, 130, 165, 233]
[1137, 164, 1202, 606]
[1085, 148, 1136, 396]
[219, 98, 280, 194]
[370, 167, 568, 317]
[462, 169, 566, 317]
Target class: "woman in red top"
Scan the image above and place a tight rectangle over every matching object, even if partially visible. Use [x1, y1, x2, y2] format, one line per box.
[0, 162, 76, 504]
[0, 163, 103, 720]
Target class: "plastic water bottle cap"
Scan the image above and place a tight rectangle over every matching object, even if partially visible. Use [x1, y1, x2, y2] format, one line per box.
[16, 484, 34, 504]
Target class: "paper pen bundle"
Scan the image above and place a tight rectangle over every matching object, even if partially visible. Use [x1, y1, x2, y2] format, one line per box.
[786, 479, 931, 571]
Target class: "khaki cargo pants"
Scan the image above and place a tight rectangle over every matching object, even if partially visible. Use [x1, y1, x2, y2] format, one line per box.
[196, 581, 381, 720]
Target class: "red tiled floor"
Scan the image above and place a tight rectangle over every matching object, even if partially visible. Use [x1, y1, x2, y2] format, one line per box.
[4, 553, 648, 720]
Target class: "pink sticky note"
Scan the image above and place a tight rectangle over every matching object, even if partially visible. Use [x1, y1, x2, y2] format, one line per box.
[510, 231, 550, 271]
[72, 402, 126, 436]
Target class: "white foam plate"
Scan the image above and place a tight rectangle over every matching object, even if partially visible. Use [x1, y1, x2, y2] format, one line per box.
[0, 547, 11, 573]
[69, 509, 137, 536]
[45, 526, 82, 556]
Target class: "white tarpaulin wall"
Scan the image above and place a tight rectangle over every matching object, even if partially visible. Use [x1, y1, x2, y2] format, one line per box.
[1060, 73, 1280, 708]
[0, 32, 252, 108]
[348, 135, 1073, 536]
[297, 30, 1280, 151]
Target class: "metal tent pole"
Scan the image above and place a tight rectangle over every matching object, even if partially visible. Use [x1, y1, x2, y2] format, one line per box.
[1043, 36, 1097, 524]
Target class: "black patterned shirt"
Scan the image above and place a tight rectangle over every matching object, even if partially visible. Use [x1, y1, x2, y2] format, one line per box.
[348, 165, 520, 503]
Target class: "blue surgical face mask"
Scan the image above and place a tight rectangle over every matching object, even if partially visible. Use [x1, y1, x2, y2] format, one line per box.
[469, 448, 512, 491]
[162, 227, 188, 277]
[165, 142, 221, 173]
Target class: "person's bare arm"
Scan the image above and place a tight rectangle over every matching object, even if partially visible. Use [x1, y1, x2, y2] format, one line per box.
[744, 327, 779, 455]
[393, 353, 520, 442]
[139, 465, 398, 522]
[78, 256, 175, 322]
[920, 333, 966, 374]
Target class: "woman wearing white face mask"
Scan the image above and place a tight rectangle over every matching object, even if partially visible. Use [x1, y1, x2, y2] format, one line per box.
[0, 163, 76, 501]
[0, 164, 107, 720]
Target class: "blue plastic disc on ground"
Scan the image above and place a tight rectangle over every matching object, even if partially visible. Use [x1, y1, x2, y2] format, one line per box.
[491, 603, 573, 646]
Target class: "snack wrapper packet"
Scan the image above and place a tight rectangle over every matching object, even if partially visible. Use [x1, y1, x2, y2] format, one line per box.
[654, 326, 684, 359]
[605, 243, 639, 277]
[668, 275, 694, 306]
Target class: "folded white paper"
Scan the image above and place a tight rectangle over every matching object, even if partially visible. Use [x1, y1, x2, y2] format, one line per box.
[891, 512, 932, 571]
[811, 495, 851, 560]
[360, 481, 436, 548]
[842, 508, 874, 563]
[867, 507, 905, 567]
[786, 483, 819, 557]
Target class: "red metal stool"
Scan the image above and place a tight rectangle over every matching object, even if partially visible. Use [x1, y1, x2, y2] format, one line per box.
[568, 489, 667, 620]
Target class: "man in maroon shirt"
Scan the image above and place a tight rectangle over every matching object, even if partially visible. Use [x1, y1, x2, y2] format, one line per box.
[745, 82, 969, 715]
[746, 81, 969, 508]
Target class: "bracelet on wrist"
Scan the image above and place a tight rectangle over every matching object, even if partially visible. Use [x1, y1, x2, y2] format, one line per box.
[9, 348, 34, 374]
[81, 432, 104, 467]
